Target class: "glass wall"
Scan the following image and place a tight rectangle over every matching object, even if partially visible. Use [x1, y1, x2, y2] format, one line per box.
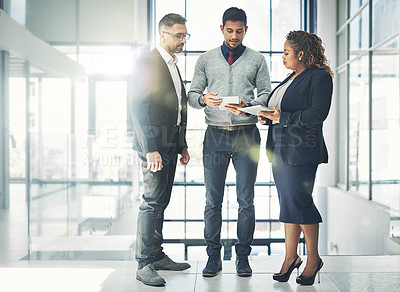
[348, 56, 369, 197]
[336, 0, 400, 217]
[5, 0, 309, 260]
[371, 38, 399, 208]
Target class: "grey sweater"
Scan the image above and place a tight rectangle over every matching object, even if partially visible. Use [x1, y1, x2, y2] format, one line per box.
[188, 46, 271, 126]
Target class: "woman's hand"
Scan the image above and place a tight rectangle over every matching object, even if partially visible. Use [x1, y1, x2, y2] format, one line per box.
[258, 106, 281, 122]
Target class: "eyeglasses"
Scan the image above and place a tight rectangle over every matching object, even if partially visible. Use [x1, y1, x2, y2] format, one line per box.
[163, 31, 191, 41]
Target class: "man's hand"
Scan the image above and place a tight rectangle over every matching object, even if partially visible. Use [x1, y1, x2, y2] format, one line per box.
[224, 99, 247, 115]
[146, 151, 163, 172]
[180, 148, 190, 165]
[258, 107, 281, 122]
[203, 92, 222, 107]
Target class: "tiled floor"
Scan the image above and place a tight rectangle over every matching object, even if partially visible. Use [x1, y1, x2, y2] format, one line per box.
[1, 185, 400, 291]
[0, 256, 399, 291]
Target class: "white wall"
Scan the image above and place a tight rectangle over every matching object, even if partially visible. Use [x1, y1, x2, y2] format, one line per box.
[314, 0, 337, 255]
[316, 0, 337, 188]
[326, 187, 400, 255]
[26, 0, 138, 43]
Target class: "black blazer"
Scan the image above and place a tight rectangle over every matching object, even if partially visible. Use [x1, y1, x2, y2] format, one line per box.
[130, 49, 188, 155]
[266, 68, 333, 165]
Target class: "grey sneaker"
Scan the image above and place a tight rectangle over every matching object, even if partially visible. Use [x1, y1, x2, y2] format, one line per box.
[136, 264, 166, 286]
[153, 255, 191, 271]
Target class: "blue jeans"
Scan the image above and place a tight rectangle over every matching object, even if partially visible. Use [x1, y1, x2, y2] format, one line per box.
[203, 125, 260, 257]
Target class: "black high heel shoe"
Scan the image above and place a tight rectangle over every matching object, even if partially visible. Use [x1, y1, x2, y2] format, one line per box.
[296, 258, 323, 286]
[273, 255, 303, 282]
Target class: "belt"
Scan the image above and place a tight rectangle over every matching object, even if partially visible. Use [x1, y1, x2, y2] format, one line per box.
[208, 125, 254, 131]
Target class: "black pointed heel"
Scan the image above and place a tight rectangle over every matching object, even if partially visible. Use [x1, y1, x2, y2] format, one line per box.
[296, 258, 323, 286]
[272, 255, 303, 282]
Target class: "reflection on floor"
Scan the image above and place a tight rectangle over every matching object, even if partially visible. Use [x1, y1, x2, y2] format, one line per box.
[0, 256, 400, 291]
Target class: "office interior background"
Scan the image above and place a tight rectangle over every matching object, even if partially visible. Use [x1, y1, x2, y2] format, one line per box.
[0, 0, 400, 289]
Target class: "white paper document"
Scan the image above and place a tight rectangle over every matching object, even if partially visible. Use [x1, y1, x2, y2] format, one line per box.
[238, 105, 275, 116]
[216, 96, 240, 110]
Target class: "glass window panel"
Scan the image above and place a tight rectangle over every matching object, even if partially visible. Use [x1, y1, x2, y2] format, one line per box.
[338, 0, 348, 29]
[30, 183, 68, 237]
[185, 186, 206, 219]
[254, 187, 270, 220]
[9, 0, 26, 25]
[373, 0, 400, 46]
[270, 53, 292, 82]
[257, 126, 272, 182]
[154, 0, 185, 47]
[184, 222, 204, 239]
[223, 185, 238, 219]
[74, 79, 89, 180]
[77, 46, 132, 75]
[239, 1, 270, 51]
[349, 7, 369, 60]
[186, 0, 270, 52]
[91, 81, 131, 181]
[371, 38, 399, 211]
[29, 78, 71, 181]
[184, 133, 205, 183]
[338, 28, 348, 65]
[350, 0, 368, 16]
[9, 77, 26, 179]
[41, 78, 71, 134]
[163, 222, 184, 239]
[164, 186, 185, 219]
[187, 246, 207, 260]
[181, 53, 202, 83]
[337, 69, 348, 186]
[271, 0, 301, 51]
[270, 188, 281, 219]
[348, 56, 369, 198]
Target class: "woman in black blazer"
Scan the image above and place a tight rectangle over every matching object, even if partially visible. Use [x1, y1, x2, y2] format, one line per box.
[258, 30, 333, 286]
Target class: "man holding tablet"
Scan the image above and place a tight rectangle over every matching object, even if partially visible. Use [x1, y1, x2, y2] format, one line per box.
[188, 7, 271, 278]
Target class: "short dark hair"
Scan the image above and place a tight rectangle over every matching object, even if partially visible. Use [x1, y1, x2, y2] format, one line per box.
[222, 7, 247, 27]
[159, 13, 187, 31]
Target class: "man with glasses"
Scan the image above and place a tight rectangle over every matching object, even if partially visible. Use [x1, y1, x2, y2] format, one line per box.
[188, 7, 271, 277]
[130, 13, 190, 287]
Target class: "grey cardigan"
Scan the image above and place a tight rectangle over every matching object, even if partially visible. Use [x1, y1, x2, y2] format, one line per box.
[188, 46, 271, 126]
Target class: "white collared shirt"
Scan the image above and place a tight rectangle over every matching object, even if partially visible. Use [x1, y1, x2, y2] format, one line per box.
[156, 45, 182, 125]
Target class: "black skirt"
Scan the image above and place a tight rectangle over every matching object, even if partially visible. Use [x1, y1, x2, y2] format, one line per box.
[271, 126, 322, 224]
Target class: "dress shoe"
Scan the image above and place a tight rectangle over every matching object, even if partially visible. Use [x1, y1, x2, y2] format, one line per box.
[273, 255, 303, 282]
[296, 258, 323, 285]
[153, 255, 191, 271]
[136, 264, 165, 286]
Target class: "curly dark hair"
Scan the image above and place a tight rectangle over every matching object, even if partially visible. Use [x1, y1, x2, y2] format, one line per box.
[286, 30, 334, 77]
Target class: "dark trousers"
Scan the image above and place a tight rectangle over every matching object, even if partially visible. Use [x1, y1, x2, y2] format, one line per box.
[203, 125, 260, 257]
[135, 144, 178, 269]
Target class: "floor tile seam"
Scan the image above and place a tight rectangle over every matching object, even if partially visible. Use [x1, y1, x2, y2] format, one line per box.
[324, 271, 400, 274]
[192, 262, 198, 292]
[325, 272, 343, 292]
